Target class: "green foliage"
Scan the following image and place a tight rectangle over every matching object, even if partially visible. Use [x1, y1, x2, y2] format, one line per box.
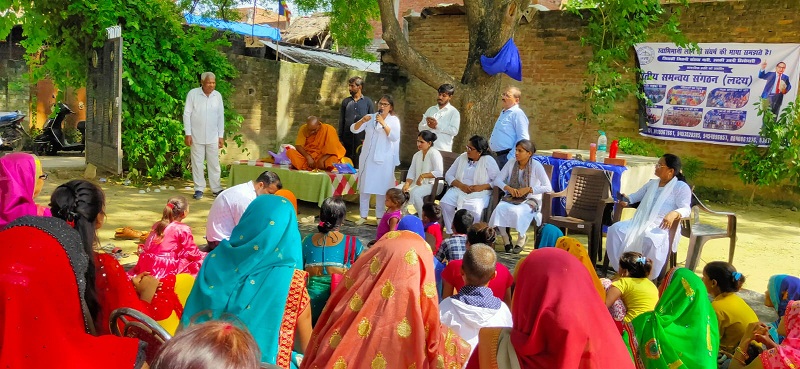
[680, 156, 703, 182]
[617, 136, 664, 157]
[292, 0, 380, 60]
[731, 99, 800, 191]
[2, 0, 243, 180]
[564, 0, 694, 136]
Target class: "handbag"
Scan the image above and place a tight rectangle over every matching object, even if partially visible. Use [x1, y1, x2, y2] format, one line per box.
[329, 235, 357, 292]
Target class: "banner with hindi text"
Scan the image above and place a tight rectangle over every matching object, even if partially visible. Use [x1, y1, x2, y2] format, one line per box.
[635, 43, 800, 146]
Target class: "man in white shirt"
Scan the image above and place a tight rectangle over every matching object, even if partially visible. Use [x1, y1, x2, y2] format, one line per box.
[205, 171, 282, 249]
[418, 83, 460, 152]
[184, 72, 225, 200]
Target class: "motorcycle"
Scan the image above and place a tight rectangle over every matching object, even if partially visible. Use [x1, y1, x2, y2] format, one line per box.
[34, 102, 85, 156]
[0, 110, 30, 152]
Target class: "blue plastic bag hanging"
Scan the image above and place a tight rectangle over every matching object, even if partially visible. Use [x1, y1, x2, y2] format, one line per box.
[480, 38, 522, 81]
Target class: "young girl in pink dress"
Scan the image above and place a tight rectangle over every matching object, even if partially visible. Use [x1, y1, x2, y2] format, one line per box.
[128, 196, 206, 279]
[375, 188, 408, 241]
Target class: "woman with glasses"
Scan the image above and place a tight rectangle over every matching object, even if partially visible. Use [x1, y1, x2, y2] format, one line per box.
[350, 95, 401, 225]
[0, 152, 51, 227]
[440, 135, 500, 234]
[400, 130, 444, 215]
[606, 154, 692, 279]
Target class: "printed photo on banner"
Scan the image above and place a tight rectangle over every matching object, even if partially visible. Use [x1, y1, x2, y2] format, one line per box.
[635, 42, 800, 146]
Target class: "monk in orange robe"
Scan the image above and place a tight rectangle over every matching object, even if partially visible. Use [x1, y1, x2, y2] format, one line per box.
[286, 116, 346, 171]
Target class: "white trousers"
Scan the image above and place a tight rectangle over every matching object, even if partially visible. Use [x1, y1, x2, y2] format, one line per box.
[191, 142, 222, 193]
[360, 193, 386, 220]
[394, 183, 442, 215]
[606, 220, 670, 280]
[440, 189, 489, 234]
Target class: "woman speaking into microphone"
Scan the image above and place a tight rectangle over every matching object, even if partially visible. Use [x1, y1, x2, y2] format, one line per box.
[350, 94, 401, 225]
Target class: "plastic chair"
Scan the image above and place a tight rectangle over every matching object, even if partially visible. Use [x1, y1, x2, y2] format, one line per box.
[486, 164, 554, 236]
[682, 192, 737, 272]
[425, 151, 461, 203]
[542, 167, 614, 265]
[110, 307, 172, 363]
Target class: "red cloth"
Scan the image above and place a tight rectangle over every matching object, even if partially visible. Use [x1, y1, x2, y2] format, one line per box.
[509, 248, 634, 368]
[95, 252, 183, 335]
[442, 260, 513, 300]
[0, 223, 142, 368]
[425, 222, 443, 253]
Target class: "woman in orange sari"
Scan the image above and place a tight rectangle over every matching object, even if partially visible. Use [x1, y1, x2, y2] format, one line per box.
[301, 230, 471, 369]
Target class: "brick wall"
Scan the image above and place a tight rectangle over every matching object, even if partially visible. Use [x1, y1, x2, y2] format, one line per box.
[399, 0, 800, 204]
[222, 54, 408, 164]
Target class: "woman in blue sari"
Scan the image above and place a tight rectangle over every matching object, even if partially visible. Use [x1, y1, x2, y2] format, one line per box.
[181, 195, 312, 369]
[766, 275, 800, 343]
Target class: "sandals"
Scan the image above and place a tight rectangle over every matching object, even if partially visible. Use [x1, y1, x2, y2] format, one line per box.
[115, 226, 145, 240]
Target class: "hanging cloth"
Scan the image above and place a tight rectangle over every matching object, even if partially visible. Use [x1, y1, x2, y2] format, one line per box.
[480, 38, 523, 81]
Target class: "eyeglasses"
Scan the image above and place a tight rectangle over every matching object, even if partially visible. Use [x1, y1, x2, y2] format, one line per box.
[38, 173, 49, 180]
[378, 102, 391, 106]
[465, 146, 475, 152]
[654, 163, 664, 169]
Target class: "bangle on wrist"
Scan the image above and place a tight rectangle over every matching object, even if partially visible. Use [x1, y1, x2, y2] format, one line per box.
[735, 346, 750, 361]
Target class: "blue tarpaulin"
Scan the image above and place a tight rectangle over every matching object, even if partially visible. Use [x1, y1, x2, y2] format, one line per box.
[184, 14, 281, 41]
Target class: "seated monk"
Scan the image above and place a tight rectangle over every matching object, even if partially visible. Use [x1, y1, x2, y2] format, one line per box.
[286, 116, 346, 171]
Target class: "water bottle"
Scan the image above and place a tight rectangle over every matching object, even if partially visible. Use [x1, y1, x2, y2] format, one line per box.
[597, 131, 608, 152]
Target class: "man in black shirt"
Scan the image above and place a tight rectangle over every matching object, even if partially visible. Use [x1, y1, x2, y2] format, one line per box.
[339, 76, 375, 167]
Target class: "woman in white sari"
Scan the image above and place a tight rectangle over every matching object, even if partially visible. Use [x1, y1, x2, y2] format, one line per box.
[488, 139, 552, 254]
[440, 135, 500, 234]
[606, 153, 692, 279]
[350, 94, 401, 225]
[400, 130, 444, 215]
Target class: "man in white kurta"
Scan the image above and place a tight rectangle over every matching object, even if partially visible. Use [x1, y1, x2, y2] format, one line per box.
[606, 177, 691, 279]
[184, 72, 225, 200]
[350, 98, 401, 222]
[440, 149, 500, 234]
[205, 171, 281, 248]
[417, 84, 460, 152]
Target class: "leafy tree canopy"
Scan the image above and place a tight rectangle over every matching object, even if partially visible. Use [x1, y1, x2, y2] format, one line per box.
[1, 0, 242, 180]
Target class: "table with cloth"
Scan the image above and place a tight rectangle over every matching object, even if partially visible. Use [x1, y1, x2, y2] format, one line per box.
[228, 160, 358, 207]
[533, 149, 659, 216]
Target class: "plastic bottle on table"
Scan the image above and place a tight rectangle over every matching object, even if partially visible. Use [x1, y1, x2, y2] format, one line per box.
[589, 143, 597, 162]
[597, 131, 608, 152]
[609, 140, 619, 159]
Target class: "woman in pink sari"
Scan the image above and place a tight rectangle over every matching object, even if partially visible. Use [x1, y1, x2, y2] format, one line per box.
[128, 196, 206, 279]
[0, 153, 50, 226]
[729, 300, 800, 369]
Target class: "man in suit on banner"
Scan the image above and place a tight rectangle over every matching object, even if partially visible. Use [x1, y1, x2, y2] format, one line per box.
[758, 60, 792, 117]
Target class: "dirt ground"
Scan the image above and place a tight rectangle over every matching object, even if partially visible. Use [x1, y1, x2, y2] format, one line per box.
[37, 169, 799, 320]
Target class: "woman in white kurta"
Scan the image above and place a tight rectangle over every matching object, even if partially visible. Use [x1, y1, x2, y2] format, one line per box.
[488, 139, 553, 254]
[350, 94, 401, 224]
[400, 130, 444, 214]
[440, 135, 500, 234]
[606, 154, 692, 279]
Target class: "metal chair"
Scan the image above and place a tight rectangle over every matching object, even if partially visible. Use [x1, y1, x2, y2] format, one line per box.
[110, 307, 172, 363]
[542, 167, 614, 265]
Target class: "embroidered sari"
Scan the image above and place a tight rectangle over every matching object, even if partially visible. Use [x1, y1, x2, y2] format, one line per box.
[181, 195, 308, 368]
[761, 300, 800, 369]
[624, 267, 719, 369]
[0, 216, 144, 369]
[0, 152, 50, 227]
[301, 231, 471, 369]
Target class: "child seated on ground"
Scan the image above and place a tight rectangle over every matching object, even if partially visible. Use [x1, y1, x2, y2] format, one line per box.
[421, 203, 443, 254]
[128, 196, 206, 279]
[151, 321, 262, 369]
[702, 261, 759, 357]
[376, 188, 408, 240]
[436, 209, 473, 263]
[442, 223, 514, 305]
[604, 252, 659, 323]
[439, 243, 513, 358]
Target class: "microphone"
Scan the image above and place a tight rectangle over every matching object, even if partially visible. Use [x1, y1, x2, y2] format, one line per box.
[375, 109, 383, 128]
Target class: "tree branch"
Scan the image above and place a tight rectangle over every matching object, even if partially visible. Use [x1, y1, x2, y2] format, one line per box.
[377, 0, 459, 90]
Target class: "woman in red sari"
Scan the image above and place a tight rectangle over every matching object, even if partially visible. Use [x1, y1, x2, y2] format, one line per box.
[468, 247, 634, 369]
[301, 230, 471, 369]
[49, 180, 184, 335]
[0, 215, 145, 368]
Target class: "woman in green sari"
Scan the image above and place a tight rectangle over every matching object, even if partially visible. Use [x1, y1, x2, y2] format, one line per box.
[181, 195, 312, 368]
[623, 267, 720, 369]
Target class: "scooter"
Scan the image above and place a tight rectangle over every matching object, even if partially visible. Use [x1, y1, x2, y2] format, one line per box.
[0, 110, 30, 152]
[33, 102, 85, 156]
